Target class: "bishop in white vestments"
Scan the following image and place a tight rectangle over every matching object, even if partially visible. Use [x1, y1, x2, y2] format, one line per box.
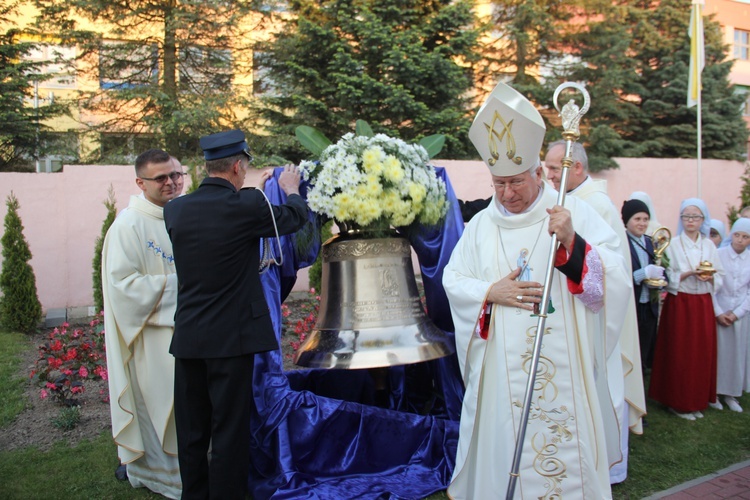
[102, 149, 183, 498]
[444, 83, 631, 499]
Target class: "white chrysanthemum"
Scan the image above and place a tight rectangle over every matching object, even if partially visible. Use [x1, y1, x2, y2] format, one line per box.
[302, 133, 447, 228]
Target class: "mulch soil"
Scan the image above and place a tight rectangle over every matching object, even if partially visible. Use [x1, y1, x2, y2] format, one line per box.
[0, 297, 310, 453]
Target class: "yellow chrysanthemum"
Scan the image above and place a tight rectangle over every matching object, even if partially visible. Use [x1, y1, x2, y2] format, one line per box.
[383, 156, 404, 183]
[407, 182, 426, 204]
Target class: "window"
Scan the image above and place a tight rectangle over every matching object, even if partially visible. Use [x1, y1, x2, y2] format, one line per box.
[735, 29, 750, 60]
[179, 46, 233, 92]
[99, 41, 158, 90]
[100, 133, 154, 162]
[252, 51, 279, 96]
[36, 133, 79, 172]
[25, 44, 76, 89]
[734, 86, 750, 116]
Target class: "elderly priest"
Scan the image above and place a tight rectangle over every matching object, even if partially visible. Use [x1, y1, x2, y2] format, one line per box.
[442, 83, 631, 499]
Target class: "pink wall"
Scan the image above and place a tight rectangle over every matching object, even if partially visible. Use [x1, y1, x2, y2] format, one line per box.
[0, 158, 745, 312]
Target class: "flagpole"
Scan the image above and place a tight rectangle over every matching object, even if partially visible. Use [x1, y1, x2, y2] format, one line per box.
[688, 0, 705, 198]
[697, 77, 702, 198]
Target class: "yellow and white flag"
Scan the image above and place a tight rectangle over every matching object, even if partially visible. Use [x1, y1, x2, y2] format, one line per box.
[687, 0, 705, 108]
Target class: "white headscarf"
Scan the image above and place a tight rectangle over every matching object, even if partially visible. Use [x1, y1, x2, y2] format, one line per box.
[710, 219, 726, 239]
[731, 217, 750, 236]
[677, 198, 711, 236]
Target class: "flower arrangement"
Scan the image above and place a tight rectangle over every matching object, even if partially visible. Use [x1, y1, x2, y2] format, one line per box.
[297, 124, 448, 229]
[30, 314, 108, 406]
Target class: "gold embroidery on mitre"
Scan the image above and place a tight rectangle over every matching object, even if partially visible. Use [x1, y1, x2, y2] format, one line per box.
[484, 111, 523, 166]
[517, 325, 572, 499]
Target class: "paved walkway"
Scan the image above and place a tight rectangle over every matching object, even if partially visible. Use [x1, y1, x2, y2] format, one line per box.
[645, 460, 750, 499]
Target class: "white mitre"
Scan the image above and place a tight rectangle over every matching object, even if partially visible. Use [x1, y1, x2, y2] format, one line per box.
[469, 82, 546, 177]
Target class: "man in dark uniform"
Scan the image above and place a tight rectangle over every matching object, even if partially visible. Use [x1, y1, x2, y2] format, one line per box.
[164, 129, 308, 499]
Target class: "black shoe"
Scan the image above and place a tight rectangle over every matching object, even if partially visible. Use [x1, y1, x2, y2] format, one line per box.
[115, 464, 128, 481]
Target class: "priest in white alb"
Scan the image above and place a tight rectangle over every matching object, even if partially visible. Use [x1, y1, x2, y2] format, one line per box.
[443, 83, 631, 499]
[545, 140, 647, 484]
[102, 148, 184, 498]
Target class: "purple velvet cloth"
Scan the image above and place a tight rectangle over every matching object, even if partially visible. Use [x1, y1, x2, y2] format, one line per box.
[248, 167, 464, 499]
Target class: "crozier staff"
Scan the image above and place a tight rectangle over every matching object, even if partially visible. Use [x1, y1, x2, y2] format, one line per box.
[442, 82, 630, 499]
[164, 130, 308, 499]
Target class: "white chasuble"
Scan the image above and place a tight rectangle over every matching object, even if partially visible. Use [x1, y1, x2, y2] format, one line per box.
[102, 195, 180, 498]
[444, 186, 630, 499]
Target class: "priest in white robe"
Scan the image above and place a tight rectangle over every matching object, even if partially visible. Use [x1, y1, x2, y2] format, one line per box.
[546, 140, 647, 484]
[102, 149, 183, 499]
[444, 83, 631, 499]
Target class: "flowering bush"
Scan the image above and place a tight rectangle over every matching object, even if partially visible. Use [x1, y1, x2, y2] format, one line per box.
[299, 133, 448, 228]
[282, 289, 321, 361]
[30, 314, 108, 406]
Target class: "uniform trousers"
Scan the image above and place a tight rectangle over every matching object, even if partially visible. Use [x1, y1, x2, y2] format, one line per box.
[175, 354, 255, 500]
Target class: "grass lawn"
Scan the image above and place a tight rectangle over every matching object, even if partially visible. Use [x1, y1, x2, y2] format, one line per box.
[2, 328, 749, 499]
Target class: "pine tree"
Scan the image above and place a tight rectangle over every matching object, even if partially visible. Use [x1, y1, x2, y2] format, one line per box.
[727, 162, 750, 225]
[34, 0, 258, 159]
[0, 192, 42, 333]
[256, 0, 482, 160]
[0, 2, 68, 171]
[629, 0, 747, 161]
[92, 185, 116, 314]
[544, 0, 747, 169]
[540, 0, 644, 170]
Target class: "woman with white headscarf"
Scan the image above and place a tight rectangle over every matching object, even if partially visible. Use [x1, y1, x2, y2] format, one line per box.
[713, 218, 750, 412]
[709, 219, 726, 248]
[629, 191, 661, 236]
[649, 198, 725, 420]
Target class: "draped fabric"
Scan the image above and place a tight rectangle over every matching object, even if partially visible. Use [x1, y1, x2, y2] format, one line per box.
[248, 167, 464, 499]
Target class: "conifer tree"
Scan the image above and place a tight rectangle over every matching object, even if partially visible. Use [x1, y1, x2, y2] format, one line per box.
[34, 0, 258, 159]
[256, 0, 482, 160]
[542, 0, 747, 169]
[0, 192, 42, 333]
[727, 163, 750, 225]
[92, 185, 116, 314]
[0, 2, 68, 171]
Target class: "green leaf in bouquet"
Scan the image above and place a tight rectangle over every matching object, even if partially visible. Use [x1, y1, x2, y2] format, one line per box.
[295, 126, 332, 157]
[419, 134, 445, 159]
[355, 119, 374, 137]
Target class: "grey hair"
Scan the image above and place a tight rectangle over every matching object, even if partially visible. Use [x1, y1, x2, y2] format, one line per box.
[547, 140, 589, 172]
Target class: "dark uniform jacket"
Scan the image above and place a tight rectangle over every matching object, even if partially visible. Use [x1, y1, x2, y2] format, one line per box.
[627, 234, 660, 317]
[164, 176, 308, 359]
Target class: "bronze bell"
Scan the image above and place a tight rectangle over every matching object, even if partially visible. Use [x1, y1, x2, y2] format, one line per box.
[293, 231, 455, 369]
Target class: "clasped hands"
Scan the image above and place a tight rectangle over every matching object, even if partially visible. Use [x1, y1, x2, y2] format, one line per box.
[716, 311, 738, 327]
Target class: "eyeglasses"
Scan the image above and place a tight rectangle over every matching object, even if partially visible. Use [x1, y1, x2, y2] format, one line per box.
[680, 214, 704, 221]
[491, 179, 527, 191]
[140, 172, 186, 184]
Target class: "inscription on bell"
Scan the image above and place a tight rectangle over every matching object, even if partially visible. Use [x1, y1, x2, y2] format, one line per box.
[342, 296, 424, 323]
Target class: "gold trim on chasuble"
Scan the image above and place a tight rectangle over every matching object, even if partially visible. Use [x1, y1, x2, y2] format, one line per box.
[511, 323, 572, 499]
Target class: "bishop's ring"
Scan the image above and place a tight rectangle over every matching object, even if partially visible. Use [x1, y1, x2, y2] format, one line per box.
[516, 295, 523, 302]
